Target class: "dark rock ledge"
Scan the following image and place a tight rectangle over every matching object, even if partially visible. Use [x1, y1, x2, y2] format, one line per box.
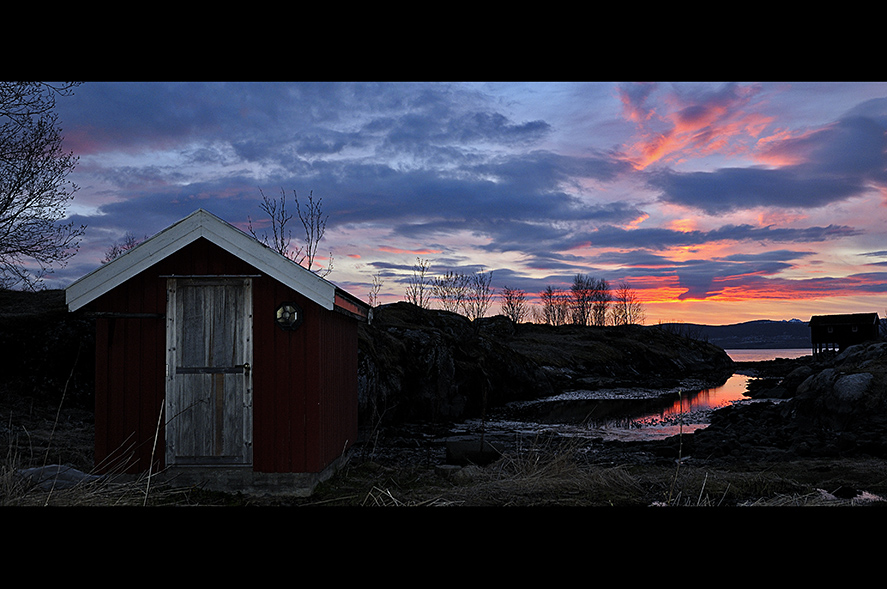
[357, 302, 734, 427]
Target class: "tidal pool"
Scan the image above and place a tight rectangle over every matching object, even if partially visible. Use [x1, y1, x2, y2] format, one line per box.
[467, 373, 766, 442]
[460, 349, 809, 442]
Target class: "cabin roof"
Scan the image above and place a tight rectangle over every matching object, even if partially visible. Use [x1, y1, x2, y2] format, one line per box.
[809, 313, 880, 326]
[65, 209, 369, 319]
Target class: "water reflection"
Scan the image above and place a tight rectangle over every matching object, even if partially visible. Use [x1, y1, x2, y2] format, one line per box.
[509, 373, 753, 436]
[631, 374, 751, 427]
[480, 350, 808, 442]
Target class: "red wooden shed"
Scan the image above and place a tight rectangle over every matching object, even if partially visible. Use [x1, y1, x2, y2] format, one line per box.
[65, 209, 370, 495]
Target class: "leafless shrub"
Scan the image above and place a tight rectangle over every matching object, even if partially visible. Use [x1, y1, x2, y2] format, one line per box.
[657, 320, 707, 342]
[538, 276, 611, 326]
[570, 274, 595, 326]
[431, 270, 468, 313]
[404, 257, 431, 308]
[461, 268, 494, 322]
[589, 277, 611, 326]
[368, 272, 384, 308]
[612, 281, 646, 326]
[500, 286, 527, 323]
[539, 285, 571, 325]
[101, 232, 145, 264]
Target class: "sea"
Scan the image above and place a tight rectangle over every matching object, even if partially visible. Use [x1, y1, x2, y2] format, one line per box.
[725, 348, 811, 362]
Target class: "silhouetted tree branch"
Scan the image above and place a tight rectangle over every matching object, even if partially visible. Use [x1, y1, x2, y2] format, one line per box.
[461, 268, 494, 322]
[0, 82, 85, 289]
[368, 272, 384, 307]
[539, 285, 570, 325]
[249, 187, 332, 276]
[612, 281, 646, 325]
[404, 257, 431, 308]
[500, 286, 527, 323]
[432, 270, 468, 313]
[102, 232, 146, 264]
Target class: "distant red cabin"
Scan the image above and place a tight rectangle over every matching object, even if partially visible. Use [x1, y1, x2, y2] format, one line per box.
[810, 312, 881, 358]
[65, 210, 370, 495]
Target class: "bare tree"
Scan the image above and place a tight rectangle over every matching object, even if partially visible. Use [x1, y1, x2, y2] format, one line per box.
[296, 190, 331, 275]
[0, 82, 85, 289]
[539, 285, 571, 326]
[248, 187, 332, 276]
[500, 286, 527, 323]
[591, 277, 611, 326]
[368, 272, 384, 308]
[432, 270, 468, 313]
[539, 286, 555, 325]
[102, 232, 145, 264]
[249, 188, 295, 260]
[461, 268, 494, 322]
[404, 257, 431, 309]
[570, 274, 595, 326]
[612, 281, 646, 325]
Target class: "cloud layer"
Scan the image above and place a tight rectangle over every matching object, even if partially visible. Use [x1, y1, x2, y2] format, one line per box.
[47, 81, 887, 323]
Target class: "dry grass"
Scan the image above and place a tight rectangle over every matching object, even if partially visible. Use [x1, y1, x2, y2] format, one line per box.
[1, 438, 193, 506]
[5, 473, 170, 507]
[740, 489, 887, 507]
[456, 439, 642, 506]
[303, 431, 887, 507]
[360, 486, 461, 507]
[327, 436, 649, 507]
[1, 386, 203, 507]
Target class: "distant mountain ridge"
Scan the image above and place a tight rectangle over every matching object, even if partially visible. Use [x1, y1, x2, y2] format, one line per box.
[658, 319, 813, 350]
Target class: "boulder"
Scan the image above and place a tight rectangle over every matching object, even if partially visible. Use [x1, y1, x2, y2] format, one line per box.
[782, 341, 887, 433]
[836, 342, 887, 368]
[833, 373, 874, 405]
[445, 436, 504, 466]
[17, 465, 104, 491]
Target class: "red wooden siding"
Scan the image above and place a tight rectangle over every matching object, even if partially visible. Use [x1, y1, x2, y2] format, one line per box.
[318, 308, 359, 467]
[92, 273, 167, 474]
[251, 278, 358, 473]
[88, 237, 359, 475]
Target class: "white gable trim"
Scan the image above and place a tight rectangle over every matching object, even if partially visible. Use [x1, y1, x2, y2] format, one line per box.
[65, 209, 337, 312]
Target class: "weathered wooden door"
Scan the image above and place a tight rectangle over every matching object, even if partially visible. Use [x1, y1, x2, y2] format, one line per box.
[165, 277, 253, 466]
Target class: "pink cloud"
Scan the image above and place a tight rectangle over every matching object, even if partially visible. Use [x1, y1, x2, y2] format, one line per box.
[617, 83, 777, 170]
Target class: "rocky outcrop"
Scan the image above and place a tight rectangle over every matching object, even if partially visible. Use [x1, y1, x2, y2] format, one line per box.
[679, 340, 887, 461]
[789, 342, 887, 431]
[357, 302, 734, 427]
[744, 341, 887, 429]
[358, 304, 553, 426]
[506, 320, 734, 392]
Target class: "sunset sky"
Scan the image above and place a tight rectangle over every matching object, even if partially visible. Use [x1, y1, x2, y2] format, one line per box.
[49, 81, 887, 325]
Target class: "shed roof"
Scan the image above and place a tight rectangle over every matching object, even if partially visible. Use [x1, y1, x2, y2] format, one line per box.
[65, 209, 369, 320]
